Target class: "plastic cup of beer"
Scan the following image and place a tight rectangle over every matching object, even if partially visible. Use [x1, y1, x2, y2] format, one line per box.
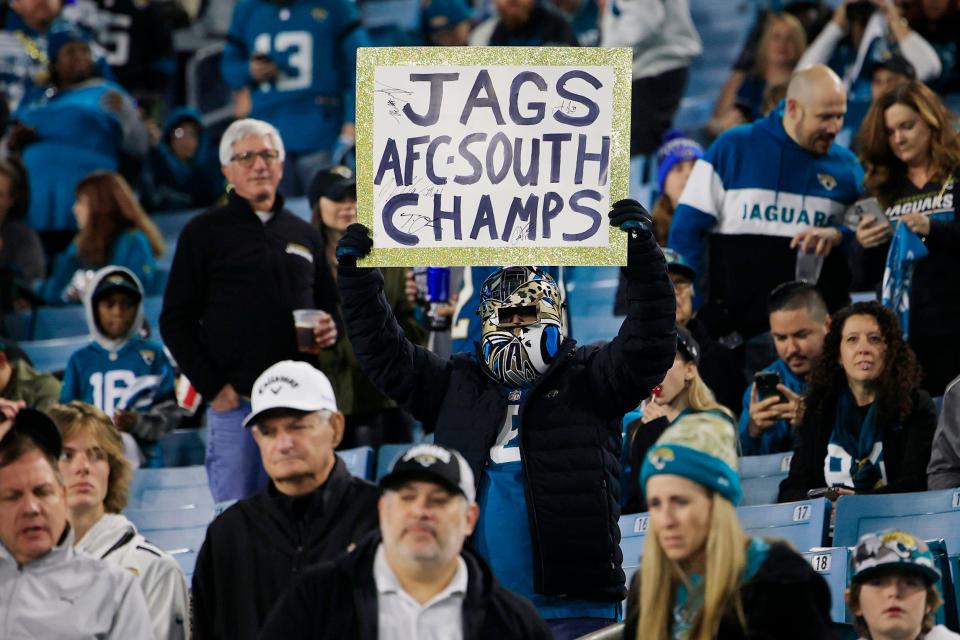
[293, 309, 324, 354]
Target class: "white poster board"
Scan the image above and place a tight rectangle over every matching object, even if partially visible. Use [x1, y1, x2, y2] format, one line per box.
[356, 47, 632, 266]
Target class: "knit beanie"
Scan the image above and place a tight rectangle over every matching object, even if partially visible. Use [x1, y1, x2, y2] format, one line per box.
[641, 412, 742, 505]
[655, 129, 704, 194]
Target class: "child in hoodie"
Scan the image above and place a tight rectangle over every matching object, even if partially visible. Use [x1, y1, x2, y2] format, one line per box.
[60, 266, 177, 466]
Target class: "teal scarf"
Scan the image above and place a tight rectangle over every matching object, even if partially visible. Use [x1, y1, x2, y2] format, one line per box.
[825, 389, 886, 491]
[670, 538, 770, 640]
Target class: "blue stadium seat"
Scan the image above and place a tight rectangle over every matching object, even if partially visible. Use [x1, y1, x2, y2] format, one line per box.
[926, 539, 959, 631]
[376, 444, 408, 481]
[800, 546, 850, 624]
[739, 451, 793, 506]
[737, 498, 831, 551]
[31, 305, 89, 340]
[142, 295, 164, 338]
[337, 446, 374, 480]
[618, 511, 649, 590]
[158, 428, 206, 467]
[19, 335, 90, 373]
[128, 465, 213, 509]
[153, 209, 200, 244]
[124, 506, 215, 581]
[1, 310, 32, 341]
[833, 489, 960, 551]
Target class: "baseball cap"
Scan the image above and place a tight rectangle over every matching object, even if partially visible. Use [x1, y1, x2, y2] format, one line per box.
[662, 248, 696, 282]
[676, 326, 700, 365]
[308, 166, 356, 210]
[1, 408, 63, 459]
[243, 360, 338, 428]
[423, 0, 472, 32]
[380, 443, 476, 503]
[868, 53, 916, 81]
[91, 268, 143, 305]
[851, 530, 940, 585]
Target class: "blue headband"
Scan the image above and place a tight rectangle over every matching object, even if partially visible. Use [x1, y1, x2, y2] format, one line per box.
[641, 443, 742, 505]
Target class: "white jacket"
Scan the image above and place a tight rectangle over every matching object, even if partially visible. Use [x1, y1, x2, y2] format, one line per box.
[600, 0, 702, 80]
[0, 526, 154, 639]
[77, 514, 190, 640]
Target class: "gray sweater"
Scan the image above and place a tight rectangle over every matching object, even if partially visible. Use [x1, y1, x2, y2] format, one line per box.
[927, 376, 960, 489]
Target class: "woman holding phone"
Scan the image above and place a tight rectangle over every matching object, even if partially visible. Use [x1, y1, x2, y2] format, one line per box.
[778, 302, 936, 503]
[853, 80, 960, 395]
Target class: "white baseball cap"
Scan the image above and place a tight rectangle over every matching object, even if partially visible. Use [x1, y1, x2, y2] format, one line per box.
[243, 360, 338, 428]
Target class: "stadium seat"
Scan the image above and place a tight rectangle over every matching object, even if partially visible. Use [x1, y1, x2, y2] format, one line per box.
[618, 511, 649, 590]
[800, 546, 851, 624]
[19, 335, 90, 373]
[124, 506, 216, 581]
[376, 443, 408, 481]
[739, 451, 793, 506]
[158, 428, 207, 467]
[926, 539, 959, 631]
[737, 498, 831, 551]
[833, 489, 960, 552]
[337, 446, 374, 480]
[31, 305, 89, 340]
[128, 465, 213, 509]
[142, 295, 165, 338]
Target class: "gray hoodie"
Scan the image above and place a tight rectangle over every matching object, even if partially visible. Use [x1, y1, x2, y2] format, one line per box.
[927, 376, 960, 489]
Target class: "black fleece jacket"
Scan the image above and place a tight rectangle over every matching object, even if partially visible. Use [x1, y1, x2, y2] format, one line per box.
[160, 190, 340, 398]
[191, 458, 378, 640]
[336, 231, 676, 602]
[259, 531, 552, 640]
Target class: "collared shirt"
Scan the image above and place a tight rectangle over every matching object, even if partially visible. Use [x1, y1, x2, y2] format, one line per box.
[374, 544, 467, 640]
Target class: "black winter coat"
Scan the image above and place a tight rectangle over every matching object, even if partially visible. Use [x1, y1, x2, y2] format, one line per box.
[191, 459, 379, 640]
[778, 389, 937, 503]
[259, 532, 553, 640]
[623, 541, 836, 640]
[337, 232, 676, 602]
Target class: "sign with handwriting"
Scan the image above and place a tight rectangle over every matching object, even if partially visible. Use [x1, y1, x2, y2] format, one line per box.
[356, 47, 631, 266]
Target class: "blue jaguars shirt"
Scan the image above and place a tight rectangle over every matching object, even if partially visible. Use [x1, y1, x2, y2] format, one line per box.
[472, 388, 619, 620]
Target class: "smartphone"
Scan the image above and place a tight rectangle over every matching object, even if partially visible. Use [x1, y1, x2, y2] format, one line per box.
[843, 197, 890, 229]
[754, 371, 786, 402]
[806, 487, 838, 500]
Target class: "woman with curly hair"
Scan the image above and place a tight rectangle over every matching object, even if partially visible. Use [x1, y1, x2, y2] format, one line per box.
[778, 301, 937, 503]
[853, 80, 960, 396]
[40, 171, 165, 304]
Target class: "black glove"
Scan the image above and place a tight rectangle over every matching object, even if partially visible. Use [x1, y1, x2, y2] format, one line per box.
[335, 223, 373, 267]
[608, 199, 653, 235]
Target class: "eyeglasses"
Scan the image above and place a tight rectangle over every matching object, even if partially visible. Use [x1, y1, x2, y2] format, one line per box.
[230, 149, 280, 167]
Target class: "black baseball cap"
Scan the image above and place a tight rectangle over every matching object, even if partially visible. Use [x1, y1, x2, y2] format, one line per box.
[380, 444, 476, 503]
[91, 269, 142, 305]
[676, 326, 700, 365]
[308, 166, 356, 209]
[868, 53, 916, 81]
[1, 408, 63, 459]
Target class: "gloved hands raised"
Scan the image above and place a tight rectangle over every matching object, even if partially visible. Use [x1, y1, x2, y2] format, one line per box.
[608, 199, 653, 235]
[336, 223, 373, 267]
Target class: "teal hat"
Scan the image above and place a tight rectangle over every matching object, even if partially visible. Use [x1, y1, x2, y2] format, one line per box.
[640, 413, 742, 505]
[851, 530, 940, 585]
[422, 0, 472, 31]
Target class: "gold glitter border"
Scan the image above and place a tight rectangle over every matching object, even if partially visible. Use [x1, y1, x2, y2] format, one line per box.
[356, 46, 632, 267]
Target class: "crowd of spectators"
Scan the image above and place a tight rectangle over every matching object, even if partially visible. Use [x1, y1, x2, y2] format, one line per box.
[2, 0, 960, 637]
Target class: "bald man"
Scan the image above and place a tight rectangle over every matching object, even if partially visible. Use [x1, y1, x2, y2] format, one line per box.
[668, 64, 863, 357]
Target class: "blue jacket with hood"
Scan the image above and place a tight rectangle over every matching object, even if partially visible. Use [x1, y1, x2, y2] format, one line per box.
[668, 105, 863, 340]
[140, 107, 223, 213]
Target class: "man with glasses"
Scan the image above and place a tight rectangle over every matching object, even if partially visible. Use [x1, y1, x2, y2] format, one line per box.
[160, 118, 341, 502]
[190, 360, 378, 640]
